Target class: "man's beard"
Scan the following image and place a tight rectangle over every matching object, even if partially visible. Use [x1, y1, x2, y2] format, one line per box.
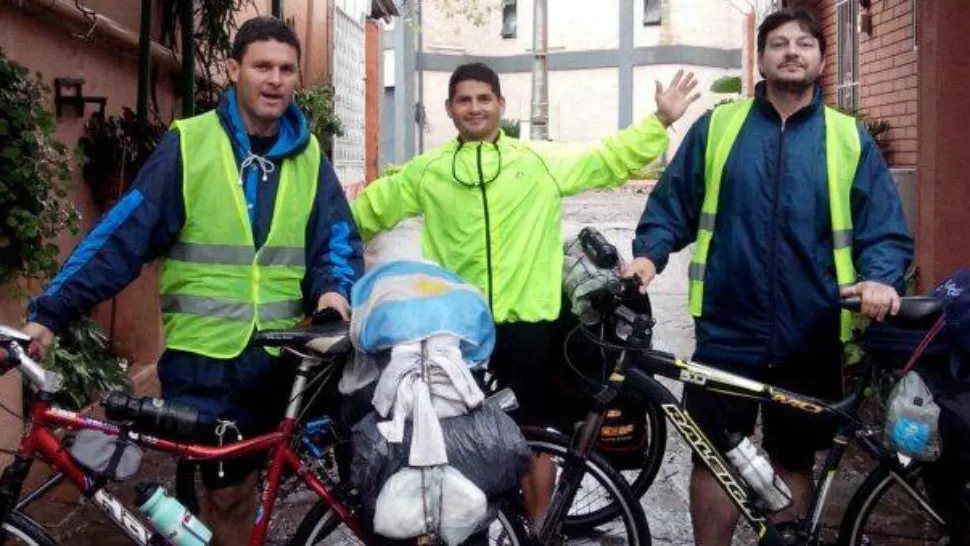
[768, 72, 817, 94]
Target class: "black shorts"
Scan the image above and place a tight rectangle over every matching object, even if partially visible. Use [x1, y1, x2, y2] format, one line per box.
[682, 353, 844, 472]
[158, 346, 297, 489]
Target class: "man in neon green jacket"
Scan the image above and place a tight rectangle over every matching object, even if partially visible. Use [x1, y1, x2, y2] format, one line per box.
[351, 62, 699, 529]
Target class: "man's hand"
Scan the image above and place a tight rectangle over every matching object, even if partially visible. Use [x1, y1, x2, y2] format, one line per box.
[317, 292, 351, 321]
[840, 281, 901, 322]
[22, 322, 54, 360]
[655, 70, 701, 128]
[344, 180, 366, 201]
[621, 257, 658, 295]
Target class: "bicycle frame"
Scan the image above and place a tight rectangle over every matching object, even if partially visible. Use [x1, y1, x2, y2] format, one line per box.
[579, 341, 946, 545]
[1, 348, 364, 546]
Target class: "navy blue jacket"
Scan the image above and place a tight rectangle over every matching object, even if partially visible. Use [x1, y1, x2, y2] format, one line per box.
[30, 90, 364, 342]
[633, 83, 914, 366]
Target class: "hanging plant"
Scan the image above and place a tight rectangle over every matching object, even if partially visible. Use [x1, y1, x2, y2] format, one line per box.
[77, 108, 167, 210]
[295, 83, 344, 159]
[0, 48, 80, 289]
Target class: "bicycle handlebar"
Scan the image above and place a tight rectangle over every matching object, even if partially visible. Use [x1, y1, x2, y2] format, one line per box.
[0, 327, 61, 392]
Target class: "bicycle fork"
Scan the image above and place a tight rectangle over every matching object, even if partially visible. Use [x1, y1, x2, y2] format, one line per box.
[534, 401, 610, 543]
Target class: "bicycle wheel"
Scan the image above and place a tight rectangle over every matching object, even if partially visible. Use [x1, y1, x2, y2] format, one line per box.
[544, 400, 666, 531]
[2, 511, 58, 546]
[288, 497, 530, 545]
[838, 462, 953, 546]
[528, 428, 651, 545]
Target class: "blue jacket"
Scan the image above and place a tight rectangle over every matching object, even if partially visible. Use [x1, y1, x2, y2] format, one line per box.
[30, 90, 364, 341]
[633, 83, 914, 366]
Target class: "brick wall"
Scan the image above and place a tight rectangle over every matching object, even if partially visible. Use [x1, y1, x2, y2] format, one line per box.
[789, 0, 918, 166]
[859, 0, 918, 166]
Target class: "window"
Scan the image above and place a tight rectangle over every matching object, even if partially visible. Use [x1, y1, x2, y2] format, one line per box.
[501, 0, 517, 39]
[644, 0, 661, 26]
[836, 0, 860, 110]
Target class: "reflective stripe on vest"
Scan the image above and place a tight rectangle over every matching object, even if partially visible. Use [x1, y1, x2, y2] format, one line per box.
[161, 111, 320, 358]
[691, 99, 861, 342]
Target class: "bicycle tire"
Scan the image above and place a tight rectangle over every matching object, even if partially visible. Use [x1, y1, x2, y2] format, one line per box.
[528, 428, 651, 545]
[838, 462, 952, 546]
[288, 496, 530, 545]
[544, 399, 666, 531]
[2, 511, 58, 546]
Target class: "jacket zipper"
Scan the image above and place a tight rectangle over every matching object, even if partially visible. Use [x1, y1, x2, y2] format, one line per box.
[475, 143, 495, 313]
[768, 124, 785, 361]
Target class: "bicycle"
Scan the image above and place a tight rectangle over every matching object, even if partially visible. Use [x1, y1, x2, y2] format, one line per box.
[535, 273, 962, 546]
[0, 316, 649, 545]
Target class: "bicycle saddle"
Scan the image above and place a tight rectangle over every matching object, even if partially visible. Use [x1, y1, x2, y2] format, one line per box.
[252, 321, 352, 357]
[844, 295, 943, 329]
[891, 296, 944, 329]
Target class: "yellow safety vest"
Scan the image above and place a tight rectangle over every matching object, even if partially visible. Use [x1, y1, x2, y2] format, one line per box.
[690, 99, 861, 341]
[160, 111, 320, 358]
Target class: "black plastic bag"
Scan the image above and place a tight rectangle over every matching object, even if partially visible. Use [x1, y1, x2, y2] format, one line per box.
[350, 403, 530, 514]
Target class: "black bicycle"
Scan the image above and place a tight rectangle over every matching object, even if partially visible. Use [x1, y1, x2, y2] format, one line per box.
[538, 274, 962, 546]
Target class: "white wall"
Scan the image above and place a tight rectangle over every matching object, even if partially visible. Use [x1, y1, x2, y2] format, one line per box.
[634, 0, 746, 48]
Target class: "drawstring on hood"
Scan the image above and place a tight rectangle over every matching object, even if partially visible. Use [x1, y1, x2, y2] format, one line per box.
[238, 153, 276, 185]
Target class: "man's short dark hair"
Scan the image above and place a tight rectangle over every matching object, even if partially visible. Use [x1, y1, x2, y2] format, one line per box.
[757, 7, 826, 56]
[448, 63, 502, 101]
[231, 16, 302, 61]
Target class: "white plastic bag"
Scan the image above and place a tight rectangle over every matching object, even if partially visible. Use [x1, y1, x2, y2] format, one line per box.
[562, 235, 618, 324]
[884, 370, 942, 461]
[372, 465, 487, 545]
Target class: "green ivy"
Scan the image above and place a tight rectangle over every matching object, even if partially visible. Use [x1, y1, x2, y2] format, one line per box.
[709, 76, 742, 94]
[0, 48, 80, 289]
[499, 118, 520, 138]
[295, 83, 344, 159]
[24, 317, 130, 412]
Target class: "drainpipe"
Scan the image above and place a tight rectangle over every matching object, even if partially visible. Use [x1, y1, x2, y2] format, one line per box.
[137, 0, 154, 126]
[180, 0, 195, 117]
[530, 0, 549, 140]
[417, 0, 425, 153]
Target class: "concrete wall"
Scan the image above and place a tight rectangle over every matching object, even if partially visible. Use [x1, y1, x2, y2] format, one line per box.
[634, 0, 746, 49]
[915, 1, 970, 288]
[409, 0, 743, 153]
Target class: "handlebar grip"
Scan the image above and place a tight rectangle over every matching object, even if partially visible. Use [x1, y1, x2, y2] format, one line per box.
[311, 307, 344, 325]
[840, 297, 862, 312]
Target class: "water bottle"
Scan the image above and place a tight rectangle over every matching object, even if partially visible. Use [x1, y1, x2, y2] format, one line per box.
[724, 434, 792, 512]
[135, 483, 212, 546]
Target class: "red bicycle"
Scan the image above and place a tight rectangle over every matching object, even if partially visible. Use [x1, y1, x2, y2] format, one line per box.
[0, 322, 531, 545]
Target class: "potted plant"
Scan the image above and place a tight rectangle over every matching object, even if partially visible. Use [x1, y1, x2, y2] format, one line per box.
[77, 108, 166, 210]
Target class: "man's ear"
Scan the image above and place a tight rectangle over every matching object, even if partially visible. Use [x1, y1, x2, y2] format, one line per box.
[228, 58, 241, 84]
[445, 99, 455, 120]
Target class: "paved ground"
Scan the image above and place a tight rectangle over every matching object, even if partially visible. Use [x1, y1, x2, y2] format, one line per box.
[19, 188, 887, 545]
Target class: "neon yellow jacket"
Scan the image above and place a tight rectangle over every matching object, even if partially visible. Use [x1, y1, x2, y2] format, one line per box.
[352, 114, 669, 324]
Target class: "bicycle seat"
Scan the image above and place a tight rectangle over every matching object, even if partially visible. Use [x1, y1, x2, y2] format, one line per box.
[891, 296, 943, 329]
[252, 322, 352, 357]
